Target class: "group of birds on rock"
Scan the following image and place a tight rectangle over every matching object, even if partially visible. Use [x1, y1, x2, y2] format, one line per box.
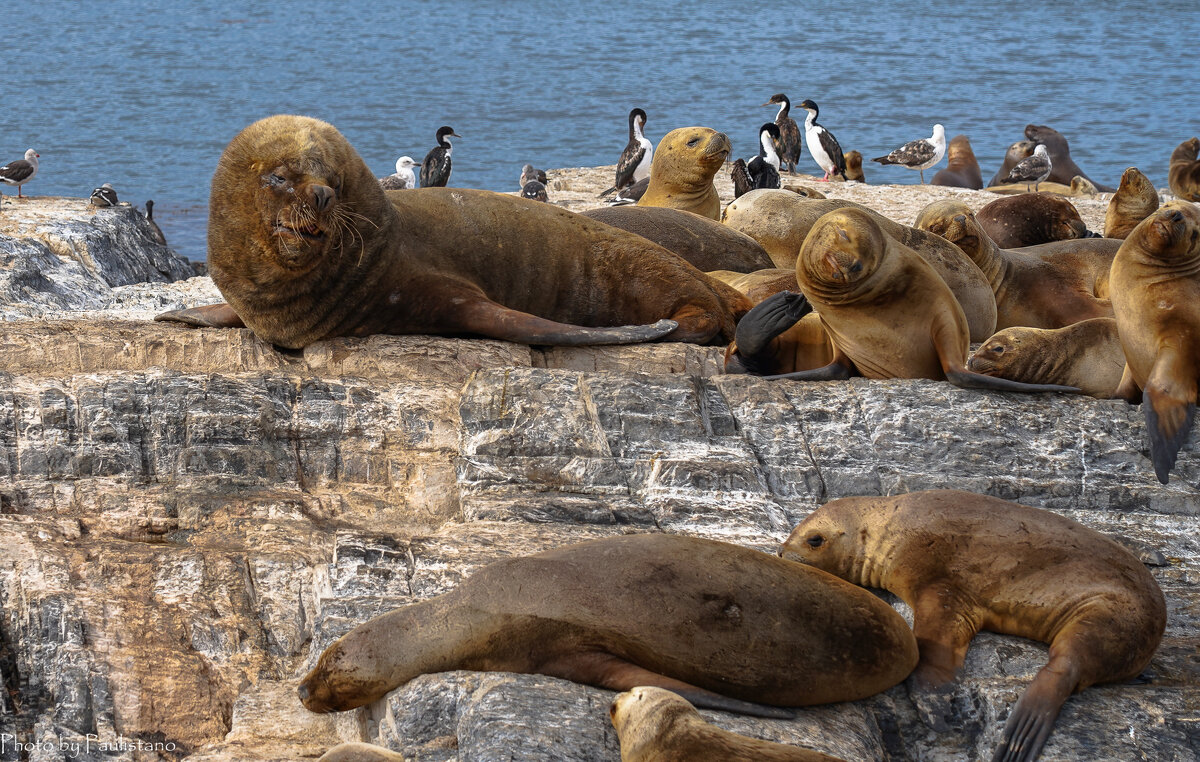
[378, 125, 461, 190]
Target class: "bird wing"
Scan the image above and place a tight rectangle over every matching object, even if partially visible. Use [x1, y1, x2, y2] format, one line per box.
[0, 159, 34, 183]
[820, 130, 847, 175]
[613, 140, 646, 191]
[731, 159, 752, 198]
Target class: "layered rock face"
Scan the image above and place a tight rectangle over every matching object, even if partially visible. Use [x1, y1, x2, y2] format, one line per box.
[0, 195, 1195, 762]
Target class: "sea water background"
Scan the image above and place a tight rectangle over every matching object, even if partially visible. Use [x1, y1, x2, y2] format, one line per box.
[5, 0, 1199, 263]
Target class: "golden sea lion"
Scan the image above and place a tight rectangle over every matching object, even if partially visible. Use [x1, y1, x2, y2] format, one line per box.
[720, 190, 997, 341]
[975, 192, 1089, 248]
[780, 489, 1166, 762]
[1167, 137, 1200, 201]
[637, 126, 731, 220]
[706, 267, 797, 304]
[967, 318, 1125, 398]
[1024, 124, 1115, 192]
[298, 534, 918, 716]
[988, 140, 1035, 188]
[610, 686, 846, 762]
[1104, 167, 1160, 239]
[740, 209, 1074, 392]
[916, 199, 1119, 330]
[842, 150, 864, 183]
[930, 134, 982, 189]
[154, 115, 750, 347]
[581, 205, 774, 273]
[318, 742, 407, 762]
[1109, 201, 1200, 483]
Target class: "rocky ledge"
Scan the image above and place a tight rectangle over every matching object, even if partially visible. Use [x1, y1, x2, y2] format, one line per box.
[0, 188, 1196, 762]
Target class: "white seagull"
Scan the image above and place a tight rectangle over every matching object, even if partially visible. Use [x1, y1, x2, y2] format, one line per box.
[0, 149, 40, 198]
[379, 156, 419, 190]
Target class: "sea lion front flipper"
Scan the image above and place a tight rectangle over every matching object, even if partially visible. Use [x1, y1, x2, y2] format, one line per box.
[763, 358, 854, 382]
[944, 366, 1080, 394]
[1143, 350, 1198, 484]
[154, 302, 246, 329]
[991, 648, 1081, 762]
[907, 584, 978, 732]
[452, 297, 677, 346]
[734, 290, 813, 357]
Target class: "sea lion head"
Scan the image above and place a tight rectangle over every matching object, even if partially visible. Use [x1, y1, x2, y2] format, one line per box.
[779, 496, 877, 584]
[297, 633, 396, 714]
[650, 126, 731, 186]
[913, 198, 973, 236]
[1170, 137, 1200, 164]
[1131, 201, 1200, 265]
[1069, 175, 1099, 197]
[209, 115, 389, 281]
[797, 208, 886, 300]
[1006, 140, 1036, 162]
[967, 328, 1030, 377]
[1025, 124, 1066, 150]
[946, 134, 973, 163]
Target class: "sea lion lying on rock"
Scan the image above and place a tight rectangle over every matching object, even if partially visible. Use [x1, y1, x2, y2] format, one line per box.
[975, 192, 1089, 247]
[967, 318, 1125, 399]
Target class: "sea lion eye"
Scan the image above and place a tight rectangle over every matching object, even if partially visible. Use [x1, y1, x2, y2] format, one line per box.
[687, 137, 700, 147]
[990, 345, 1005, 354]
[266, 173, 287, 187]
[806, 534, 825, 548]
[850, 262, 863, 273]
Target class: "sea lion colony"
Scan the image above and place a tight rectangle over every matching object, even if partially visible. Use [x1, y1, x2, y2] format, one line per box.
[103, 110, 1188, 760]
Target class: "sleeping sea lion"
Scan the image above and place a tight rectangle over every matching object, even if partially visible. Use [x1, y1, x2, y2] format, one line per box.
[637, 127, 731, 220]
[1104, 167, 1160, 239]
[736, 209, 1075, 392]
[581, 205, 774, 273]
[154, 115, 750, 347]
[298, 533, 918, 716]
[1167, 137, 1200, 202]
[610, 687, 846, 762]
[916, 199, 1119, 330]
[1109, 201, 1200, 483]
[720, 190, 997, 341]
[780, 489, 1166, 762]
[967, 318, 1125, 398]
[931, 134, 982, 189]
[1024, 124, 1115, 192]
[975, 192, 1089, 248]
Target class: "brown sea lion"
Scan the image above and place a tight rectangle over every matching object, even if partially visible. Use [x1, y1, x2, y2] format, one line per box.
[154, 115, 750, 347]
[975, 192, 1089, 248]
[985, 179, 1095, 198]
[988, 140, 1035, 188]
[610, 686, 846, 762]
[298, 534, 918, 716]
[780, 489, 1166, 762]
[637, 126, 731, 220]
[967, 318, 1125, 398]
[738, 209, 1074, 392]
[916, 199, 1119, 330]
[1024, 124, 1115, 192]
[782, 184, 827, 199]
[581, 205, 774, 273]
[930, 135, 982, 189]
[720, 190, 997, 341]
[706, 267, 797, 304]
[1109, 201, 1200, 483]
[1167, 137, 1200, 201]
[842, 150, 864, 183]
[318, 742, 407, 762]
[1104, 167, 1160, 239]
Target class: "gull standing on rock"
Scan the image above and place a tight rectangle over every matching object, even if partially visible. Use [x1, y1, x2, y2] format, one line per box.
[763, 93, 803, 173]
[1001, 144, 1053, 192]
[872, 124, 947, 184]
[420, 126, 460, 188]
[731, 123, 782, 198]
[599, 108, 653, 197]
[379, 156, 419, 190]
[798, 100, 847, 181]
[0, 149, 40, 198]
[89, 183, 119, 207]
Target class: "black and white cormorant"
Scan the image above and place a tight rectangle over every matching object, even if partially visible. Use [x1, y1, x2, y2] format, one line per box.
[599, 108, 653, 197]
[1001, 144, 1052, 191]
[0, 149, 39, 198]
[89, 183, 118, 207]
[379, 156, 418, 190]
[798, 100, 847, 181]
[763, 93, 803, 174]
[731, 123, 782, 198]
[872, 124, 946, 184]
[143, 200, 167, 245]
[419, 126, 460, 188]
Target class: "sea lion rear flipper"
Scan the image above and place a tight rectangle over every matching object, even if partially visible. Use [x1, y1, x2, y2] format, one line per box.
[991, 651, 1080, 762]
[453, 298, 677, 346]
[1143, 353, 1198, 483]
[154, 302, 246, 329]
[944, 367, 1080, 394]
[763, 358, 854, 382]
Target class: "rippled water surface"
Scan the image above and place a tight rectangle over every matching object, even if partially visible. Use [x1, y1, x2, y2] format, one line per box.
[6, 0, 1199, 261]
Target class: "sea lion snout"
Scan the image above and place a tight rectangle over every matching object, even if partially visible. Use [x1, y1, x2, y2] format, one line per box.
[310, 183, 335, 212]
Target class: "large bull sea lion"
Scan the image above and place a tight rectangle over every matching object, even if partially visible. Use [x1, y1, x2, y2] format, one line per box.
[1024, 124, 1115, 192]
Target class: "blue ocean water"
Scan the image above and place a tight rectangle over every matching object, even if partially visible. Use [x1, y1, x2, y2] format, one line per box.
[5, 1, 1199, 263]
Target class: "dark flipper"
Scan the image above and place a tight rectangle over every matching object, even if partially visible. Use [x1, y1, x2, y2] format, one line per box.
[454, 297, 678, 346]
[1144, 394, 1196, 485]
[763, 360, 854, 382]
[945, 367, 1080, 394]
[154, 302, 246, 329]
[734, 290, 813, 358]
[672, 689, 795, 720]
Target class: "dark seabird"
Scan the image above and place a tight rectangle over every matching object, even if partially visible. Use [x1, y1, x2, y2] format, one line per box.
[604, 176, 649, 206]
[89, 183, 119, 207]
[0, 149, 40, 198]
[599, 108, 653, 197]
[379, 156, 418, 190]
[798, 101, 846, 181]
[521, 181, 549, 202]
[520, 163, 548, 187]
[419, 126, 460, 188]
[142, 200, 167, 245]
[732, 123, 783, 198]
[763, 93, 803, 173]
[1001, 144, 1053, 191]
[871, 124, 946, 184]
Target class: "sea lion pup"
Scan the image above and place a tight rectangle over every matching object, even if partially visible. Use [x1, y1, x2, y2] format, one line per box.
[721, 190, 997, 341]
[637, 126, 731, 220]
[842, 150, 864, 183]
[610, 687, 846, 762]
[747, 209, 1075, 392]
[780, 489, 1166, 762]
[930, 134, 982, 189]
[1167, 137, 1200, 201]
[988, 140, 1035, 188]
[707, 267, 798, 305]
[975, 192, 1089, 248]
[317, 742, 407, 761]
[298, 534, 918, 716]
[916, 200, 1119, 330]
[1024, 123, 1115, 192]
[1104, 167, 1160, 239]
[581, 206, 774, 273]
[967, 318, 1125, 398]
[154, 115, 750, 347]
[1109, 201, 1200, 484]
